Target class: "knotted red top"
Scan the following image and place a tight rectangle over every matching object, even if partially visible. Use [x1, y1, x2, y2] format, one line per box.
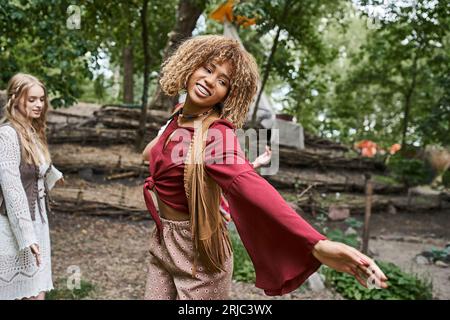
[143, 113, 327, 295]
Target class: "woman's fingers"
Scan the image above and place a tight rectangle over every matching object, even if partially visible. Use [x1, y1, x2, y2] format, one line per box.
[343, 245, 388, 289]
[351, 267, 368, 288]
[36, 253, 42, 267]
[358, 263, 388, 289]
[358, 255, 388, 281]
[30, 244, 41, 267]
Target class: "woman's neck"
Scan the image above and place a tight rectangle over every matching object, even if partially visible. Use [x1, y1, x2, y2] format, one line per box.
[182, 97, 213, 116]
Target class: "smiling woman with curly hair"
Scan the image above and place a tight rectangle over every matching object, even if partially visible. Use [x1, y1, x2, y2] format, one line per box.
[159, 34, 259, 128]
[141, 35, 388, 300]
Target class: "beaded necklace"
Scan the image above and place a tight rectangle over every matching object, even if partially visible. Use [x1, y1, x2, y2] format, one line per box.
[178, 107, 214, 120]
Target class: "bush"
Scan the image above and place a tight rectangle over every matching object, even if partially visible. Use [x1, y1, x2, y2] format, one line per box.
[230, 230, 256, 283]
[321, 260, 433, 300]
[387, 154, 432, 187]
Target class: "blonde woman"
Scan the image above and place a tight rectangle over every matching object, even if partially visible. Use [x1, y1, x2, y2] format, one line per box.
[142, 35, 388, 300]
[0, 73, 63, 300]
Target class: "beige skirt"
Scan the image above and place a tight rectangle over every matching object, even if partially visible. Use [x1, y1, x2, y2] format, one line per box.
[144, 217, 233, 300]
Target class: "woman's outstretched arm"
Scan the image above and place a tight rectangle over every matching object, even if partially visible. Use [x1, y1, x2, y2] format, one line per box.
[204, 121, 388, 295]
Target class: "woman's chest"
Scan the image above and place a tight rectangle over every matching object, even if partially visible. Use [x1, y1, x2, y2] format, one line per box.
[150, 128, 193, 174]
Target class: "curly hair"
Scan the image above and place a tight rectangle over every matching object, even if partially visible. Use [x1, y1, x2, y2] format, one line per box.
[159, 35, 260, 128]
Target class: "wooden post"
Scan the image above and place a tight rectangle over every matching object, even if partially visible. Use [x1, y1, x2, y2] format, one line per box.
[362, 173, 373, 254]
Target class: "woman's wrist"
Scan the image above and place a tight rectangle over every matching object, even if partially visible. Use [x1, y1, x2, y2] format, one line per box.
[312, 239, 328, 259]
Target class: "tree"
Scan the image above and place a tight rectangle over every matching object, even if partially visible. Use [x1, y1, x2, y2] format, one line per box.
[81, 0, 178, 105]
[0, 0, 101, 107]
[337, 0, 449, 147]
[149, 0, 209, 111]
[136, 0, 151, 151]
[231, 0, 348, 127]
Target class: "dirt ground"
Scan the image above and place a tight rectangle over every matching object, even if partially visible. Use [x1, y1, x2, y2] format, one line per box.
[49, 212, 342, 300]
[48, 209, 449, 300]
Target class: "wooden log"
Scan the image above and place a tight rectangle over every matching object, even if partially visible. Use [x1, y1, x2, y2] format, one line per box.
[266, 167, 405, 194]
[362, 174, 373, 254]
[278, 147, 385, 171]
[106, 171, 140, 180]
[47, 127, 153, 145]
[96, 116, 164, 131]
[94, 106, 170, 123]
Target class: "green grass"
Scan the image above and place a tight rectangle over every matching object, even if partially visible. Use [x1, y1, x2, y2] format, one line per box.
[46, 278, 96, 300]
[230, 230, 256, 283]
[279, 191, 298, 203]
[372, 174, 402, 186]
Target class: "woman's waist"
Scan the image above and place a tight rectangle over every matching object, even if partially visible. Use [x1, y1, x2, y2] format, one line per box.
[154, 190, 189, 221]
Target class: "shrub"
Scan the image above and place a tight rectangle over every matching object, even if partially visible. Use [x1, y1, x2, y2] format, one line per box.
[387, 154, 432, 187]
[321, 260, 433, 300]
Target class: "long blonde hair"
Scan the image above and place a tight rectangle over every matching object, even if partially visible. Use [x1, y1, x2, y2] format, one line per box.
[2, 73, 51, 165]
[159, 35, 260, 128]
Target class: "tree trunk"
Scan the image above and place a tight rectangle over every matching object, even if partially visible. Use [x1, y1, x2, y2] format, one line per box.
[122, 46, 134, 104]
[251, 26, 282, 128]
[401, 54, 418, 148]
[149, 0, 208, 111]
[135, 0, 150, 151]
[251, 0, 291, 128]
[362, 174, 373, 255]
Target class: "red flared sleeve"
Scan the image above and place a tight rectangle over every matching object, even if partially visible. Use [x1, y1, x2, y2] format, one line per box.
[205, 119, 327, 296]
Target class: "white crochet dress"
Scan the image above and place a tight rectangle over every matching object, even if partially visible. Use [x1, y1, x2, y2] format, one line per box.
[0, 126, 62, 300]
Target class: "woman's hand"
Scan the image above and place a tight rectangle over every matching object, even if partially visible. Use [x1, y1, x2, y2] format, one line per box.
[56, 176, 65, 187]
[312, 239, 388, 289]
[30, 243, 41, 267]
[252, 145, 272, 169]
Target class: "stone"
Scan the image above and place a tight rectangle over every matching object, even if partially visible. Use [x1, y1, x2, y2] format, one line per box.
[286, 201, 299, 213]
[414, 255, 430, 265]
[328, 205, 350, 221]
[387, 204, 397, 215]
[435, 260, 448, 268]
[369, 248, 379, 256]
[307, 272, 325, 292]
[344, 227, 358, 236]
